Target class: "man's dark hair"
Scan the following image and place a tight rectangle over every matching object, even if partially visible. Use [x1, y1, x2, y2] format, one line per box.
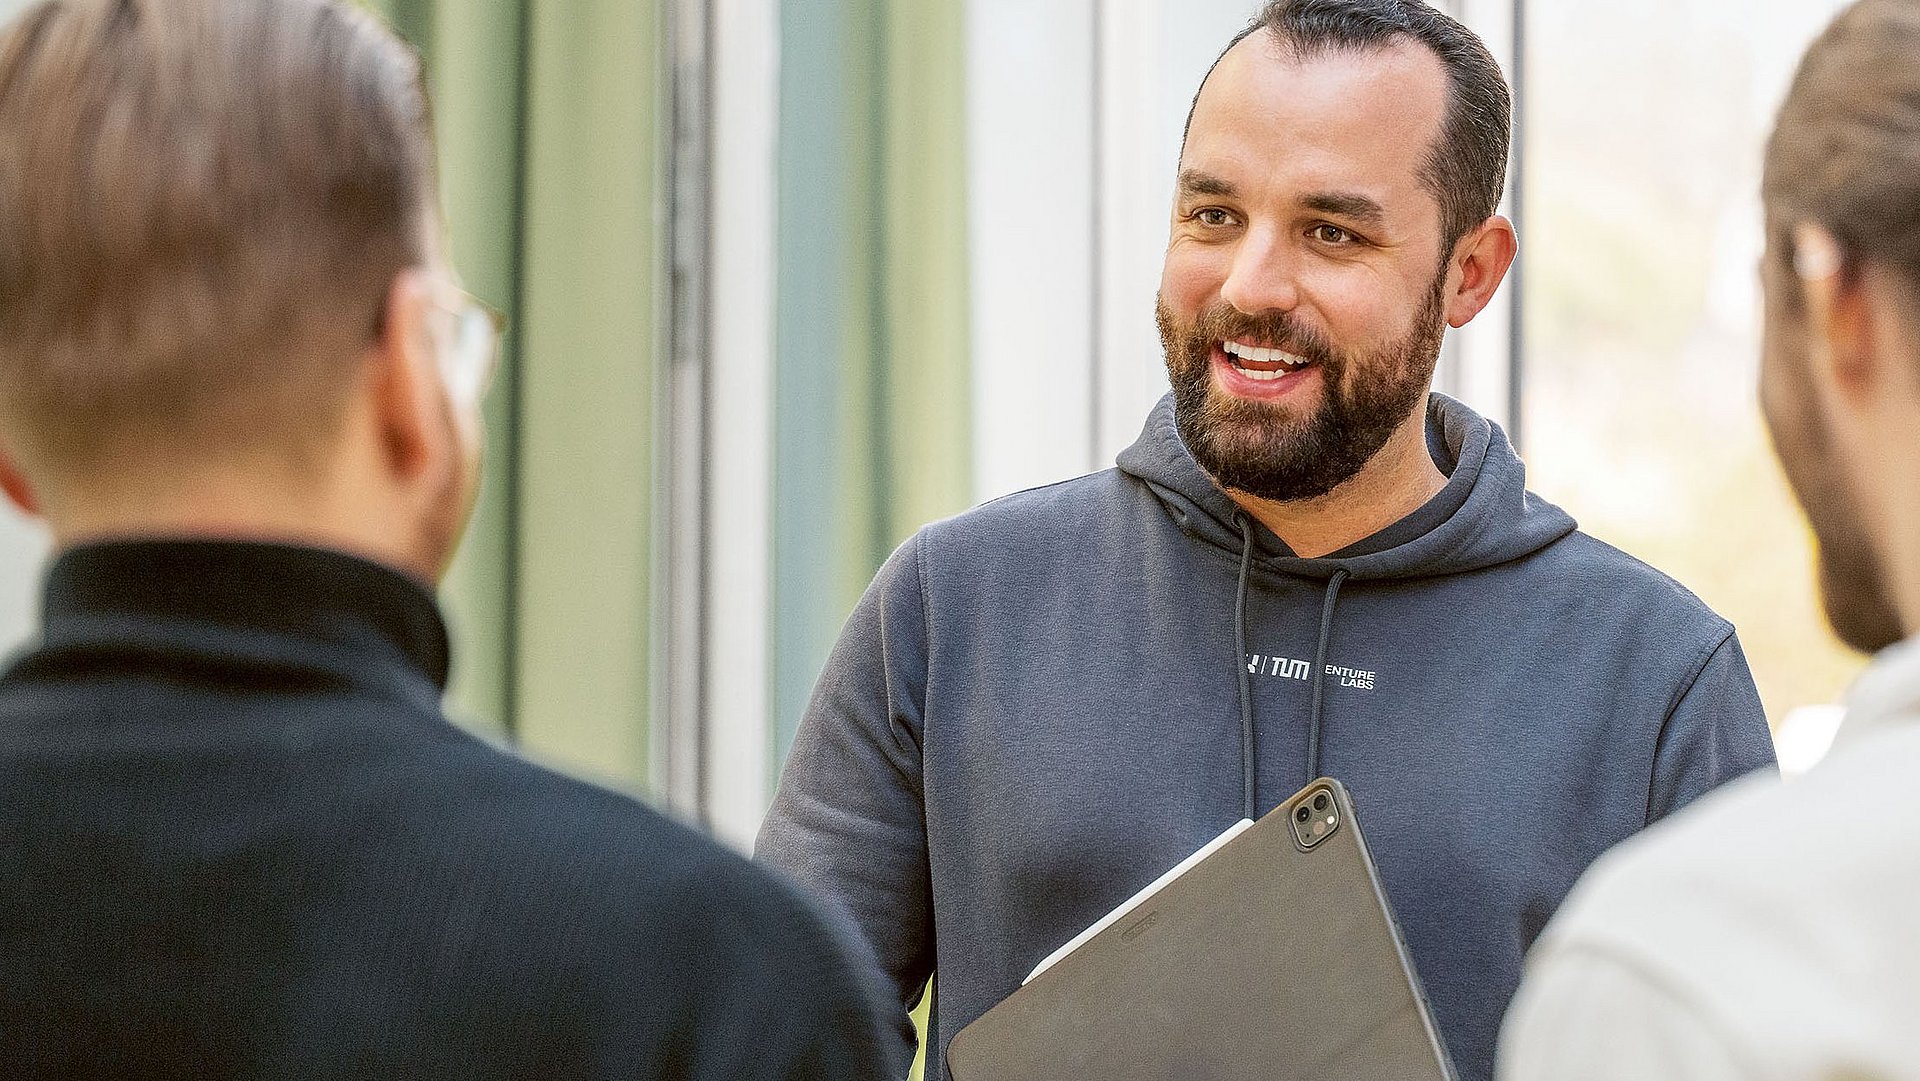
[1185, 0, 1512, 250]
[1765, 0, 1920, 298]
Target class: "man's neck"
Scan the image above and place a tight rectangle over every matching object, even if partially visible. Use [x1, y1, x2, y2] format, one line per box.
[41, 470, 435, 585]
[1225, 410, 1447, 559]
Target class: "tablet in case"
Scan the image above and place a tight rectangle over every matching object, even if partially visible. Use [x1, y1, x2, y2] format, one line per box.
[945, 778, 1455, 1080]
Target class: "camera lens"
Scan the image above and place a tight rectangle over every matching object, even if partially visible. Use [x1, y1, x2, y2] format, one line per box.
[1313, 793, 1329, 812]
[1296, 806, 1312, 823]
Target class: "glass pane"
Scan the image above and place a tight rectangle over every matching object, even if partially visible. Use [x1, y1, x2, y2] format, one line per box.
[1522, 0, 1861, 764]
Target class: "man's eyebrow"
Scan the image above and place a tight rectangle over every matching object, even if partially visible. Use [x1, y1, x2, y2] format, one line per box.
[1302, 191, 1388, 227]
[1177, 170, 1237, 198]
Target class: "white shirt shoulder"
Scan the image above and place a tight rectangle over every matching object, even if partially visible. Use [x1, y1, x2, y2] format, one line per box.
[1498, 719, 1920, 1081]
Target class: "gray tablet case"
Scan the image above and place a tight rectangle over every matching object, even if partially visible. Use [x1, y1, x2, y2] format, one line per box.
[946, 778, 1456, 1081]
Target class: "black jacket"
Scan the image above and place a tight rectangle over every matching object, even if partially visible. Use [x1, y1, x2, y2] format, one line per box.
[0, 540, 895, 1080]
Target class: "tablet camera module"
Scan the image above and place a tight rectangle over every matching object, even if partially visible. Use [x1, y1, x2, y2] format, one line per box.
[1290, 787, 1340, 849]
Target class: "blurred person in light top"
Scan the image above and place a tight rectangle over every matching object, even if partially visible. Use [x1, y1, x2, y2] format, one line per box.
[1499, 1, 1920, 1077]
[756, 1, 1776, 1079]
[0, 1, 897, 1077]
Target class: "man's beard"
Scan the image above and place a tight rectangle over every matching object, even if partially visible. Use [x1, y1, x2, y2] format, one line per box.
[1810, 509, 1905, 654]
[1761, 315, 1905, 653]
[1156, 273, 1448, 503]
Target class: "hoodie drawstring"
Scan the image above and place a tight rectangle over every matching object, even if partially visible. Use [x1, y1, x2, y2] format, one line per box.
[1233, 515, 1257, 822]
[1232, 515, 1352, 815]
[1306, 569, 1350, 787]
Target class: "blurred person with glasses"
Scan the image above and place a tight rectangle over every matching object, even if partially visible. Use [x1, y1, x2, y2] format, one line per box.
[0, 1, 898, 1078]
[1499, 2, 1920, 1077]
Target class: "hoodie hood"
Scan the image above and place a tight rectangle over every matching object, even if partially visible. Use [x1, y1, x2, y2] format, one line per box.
[1116, 391, 1577, 581]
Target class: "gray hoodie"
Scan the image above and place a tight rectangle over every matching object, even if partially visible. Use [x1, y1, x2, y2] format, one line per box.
[758, 392, 1776, 1081]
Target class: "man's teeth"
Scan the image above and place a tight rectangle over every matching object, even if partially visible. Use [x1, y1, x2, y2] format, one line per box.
[1223, 340, 1311, 373]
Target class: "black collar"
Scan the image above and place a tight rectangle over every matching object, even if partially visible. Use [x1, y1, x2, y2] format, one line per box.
[13, 540, 451, 712]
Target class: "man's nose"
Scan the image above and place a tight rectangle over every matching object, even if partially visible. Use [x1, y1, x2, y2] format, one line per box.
[1219, 227, 1300, 316]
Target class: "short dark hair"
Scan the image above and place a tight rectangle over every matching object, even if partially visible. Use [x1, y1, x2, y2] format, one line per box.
[1185, 0, 1512, 250]
[0, 0, 436, 477]
[1764, 0, 1920, 295]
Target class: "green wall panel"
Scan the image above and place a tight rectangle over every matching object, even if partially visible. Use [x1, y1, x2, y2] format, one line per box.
[366, 0, 661, 787]
[774, 0, 972, 765]
[510, 0, 660, 788]
[410, 1, 526, 738]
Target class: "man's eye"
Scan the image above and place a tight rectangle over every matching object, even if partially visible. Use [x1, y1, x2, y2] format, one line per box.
[1311, 224, 1355, 244]
[1195, 208, 1234, 227]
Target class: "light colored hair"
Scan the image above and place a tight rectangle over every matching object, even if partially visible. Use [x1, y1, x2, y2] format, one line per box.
[0, 0, 437, 477]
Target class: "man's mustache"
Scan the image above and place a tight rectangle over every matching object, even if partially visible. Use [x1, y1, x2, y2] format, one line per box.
[1188, 304, 1337, 367]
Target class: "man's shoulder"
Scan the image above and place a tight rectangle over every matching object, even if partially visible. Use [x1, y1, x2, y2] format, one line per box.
[345, 725, 817, 948]
[1506, 725, 1920, 1079]
[1541, 766, 1785, 942]
[1540, 722, 1920, 988]
[908, 467, 1155, 572]
[1522, 527, 1733, 638]
[433, 737, 805, 903]
[389, 735, 893, 1074]
[435, 738, 878, 1000]
[927, 468, 1138, 538]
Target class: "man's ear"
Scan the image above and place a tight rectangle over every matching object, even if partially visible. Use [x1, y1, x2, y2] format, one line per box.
[0, 445, 41, 519]
[370, 268, 450, 484]
[1795, 224, 1878, 411]
[1443, 215, 1518, 330]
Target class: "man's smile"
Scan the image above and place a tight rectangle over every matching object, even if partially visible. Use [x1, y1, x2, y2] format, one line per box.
[1212, 338, 1320, 399]
[1223, 338, 1314, 376]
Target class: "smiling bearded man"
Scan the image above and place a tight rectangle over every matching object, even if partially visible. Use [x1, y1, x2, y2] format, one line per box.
[758, 3, 1777, 1080]
[1159, 270, 1448, 502]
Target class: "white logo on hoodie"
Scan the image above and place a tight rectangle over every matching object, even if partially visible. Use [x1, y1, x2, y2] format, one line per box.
[1246, 654, 1377, 690]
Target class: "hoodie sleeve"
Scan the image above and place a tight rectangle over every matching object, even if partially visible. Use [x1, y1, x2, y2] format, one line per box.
[755, 535, 933, 1065]
[1646, 631, 1776, 824]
